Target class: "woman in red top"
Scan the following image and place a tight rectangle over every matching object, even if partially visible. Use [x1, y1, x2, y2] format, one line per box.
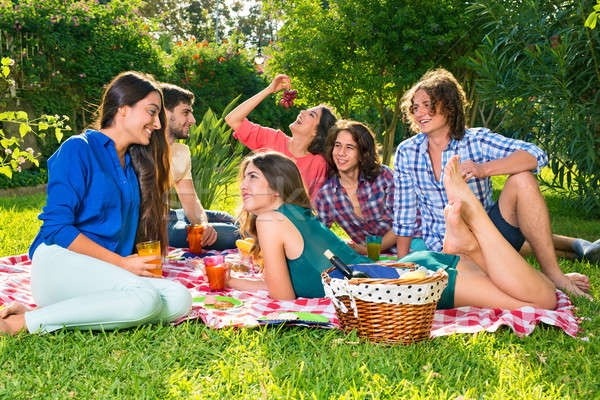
[225, 74, 337, 200]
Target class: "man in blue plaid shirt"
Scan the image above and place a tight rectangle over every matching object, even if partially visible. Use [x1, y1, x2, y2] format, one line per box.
[393, 68, 592, 299]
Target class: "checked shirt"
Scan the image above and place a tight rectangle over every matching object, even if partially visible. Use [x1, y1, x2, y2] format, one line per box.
[315, 165, 398, 246]
[393, 127, 548, 252]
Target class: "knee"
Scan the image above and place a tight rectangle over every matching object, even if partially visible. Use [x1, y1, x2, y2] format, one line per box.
[122, 285, 163, 323]
[162, 281, 192, 321]
[506, 171, 539, 192]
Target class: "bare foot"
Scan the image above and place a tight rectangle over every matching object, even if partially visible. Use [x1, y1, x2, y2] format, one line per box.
[442, 201, 478, 255]
[442, 155, 483, 223]
[0, 318, 10, 336]
[2, 313, 27, 335]
[565, 272, 591, 293]
[0, 302, 30, 318]
[553, 274, 593, 300]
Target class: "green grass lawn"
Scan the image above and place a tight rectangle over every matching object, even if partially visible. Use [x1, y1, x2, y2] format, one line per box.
[1, 179, 599, 399]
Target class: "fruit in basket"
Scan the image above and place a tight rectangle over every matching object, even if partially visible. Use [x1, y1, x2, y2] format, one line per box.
[400, 269, 427, 280]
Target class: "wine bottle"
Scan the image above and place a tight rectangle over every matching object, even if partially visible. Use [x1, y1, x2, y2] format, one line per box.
[323, 249, 370, 279]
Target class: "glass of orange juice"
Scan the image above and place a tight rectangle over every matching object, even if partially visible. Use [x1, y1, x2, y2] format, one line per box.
[136, 240, 162, 276]
[187, 224, 205, 254]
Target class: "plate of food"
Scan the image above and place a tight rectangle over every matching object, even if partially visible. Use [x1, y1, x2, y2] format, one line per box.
[193, 295, 243, 310]
[257, 311, 330, 325]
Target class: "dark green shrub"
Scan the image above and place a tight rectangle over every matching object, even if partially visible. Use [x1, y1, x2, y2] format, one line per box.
[0, 0, 168, 158]
[167, 38, 298, 132]
[469, 0, 600, 214]
[0, 167, 47, 189]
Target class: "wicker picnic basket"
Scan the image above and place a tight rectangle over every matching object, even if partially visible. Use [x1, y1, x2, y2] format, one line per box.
[321, 262, 448, 344]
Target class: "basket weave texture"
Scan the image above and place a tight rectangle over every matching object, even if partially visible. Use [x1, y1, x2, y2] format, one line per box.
[322, 263, 448, 344]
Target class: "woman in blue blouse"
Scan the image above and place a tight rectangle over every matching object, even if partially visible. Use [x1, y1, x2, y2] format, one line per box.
[0, 72, 191, 335]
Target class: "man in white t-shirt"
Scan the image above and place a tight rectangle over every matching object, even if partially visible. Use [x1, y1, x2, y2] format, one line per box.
[161, 83, 239, 250]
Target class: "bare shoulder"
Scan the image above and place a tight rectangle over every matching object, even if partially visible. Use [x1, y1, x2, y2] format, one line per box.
[256, 211, 288, 224]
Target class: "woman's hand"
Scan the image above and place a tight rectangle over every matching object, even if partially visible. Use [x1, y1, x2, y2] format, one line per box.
[267, 74, 291, 94]
[348, 241, 367, 255]
[120, 254, 163, 278]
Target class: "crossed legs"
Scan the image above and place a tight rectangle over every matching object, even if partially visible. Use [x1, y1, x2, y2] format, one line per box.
[442, 156, 557, 310]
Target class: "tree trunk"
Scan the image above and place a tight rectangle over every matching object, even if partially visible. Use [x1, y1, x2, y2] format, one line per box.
[381, 92, 403, 165]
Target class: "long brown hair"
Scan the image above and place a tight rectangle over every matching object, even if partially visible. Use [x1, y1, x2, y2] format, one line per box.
[238, 151, 312, 261]
[324, 120, 382, 181]
[94, 71, 171, 255]
[401, 68, 468, 140]
[307, 105, 337, 155]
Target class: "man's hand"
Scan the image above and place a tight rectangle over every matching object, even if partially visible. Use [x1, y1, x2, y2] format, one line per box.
[202, 224, 218, 246]
[459, 160, 486, 181]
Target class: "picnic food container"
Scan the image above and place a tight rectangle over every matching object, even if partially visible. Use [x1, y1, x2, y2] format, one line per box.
[321, 262, 448, 344]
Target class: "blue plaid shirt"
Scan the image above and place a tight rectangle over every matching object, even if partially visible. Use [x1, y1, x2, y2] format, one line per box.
[315, 165, 396, 246]
[393, 127, 548, 251]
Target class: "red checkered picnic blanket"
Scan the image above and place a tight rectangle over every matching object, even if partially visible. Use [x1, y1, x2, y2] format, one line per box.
[0, 249, 582, 338]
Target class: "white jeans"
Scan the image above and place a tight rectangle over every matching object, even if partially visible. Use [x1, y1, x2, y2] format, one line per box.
[25, 244, 192, 334]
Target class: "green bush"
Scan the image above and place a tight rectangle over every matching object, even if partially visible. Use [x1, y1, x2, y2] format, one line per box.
[167, 38, 298, 132]
[0, 166, 47, 189]
[187, 98, 245, 210]
[0, 0, 168, 158]
[469, 0, 600, 214]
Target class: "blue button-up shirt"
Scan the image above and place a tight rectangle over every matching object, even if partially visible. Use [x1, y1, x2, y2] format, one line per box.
[393, 127, 548, 251]
[29, 130, 140, 258]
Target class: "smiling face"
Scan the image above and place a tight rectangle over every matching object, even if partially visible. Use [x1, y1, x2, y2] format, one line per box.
[167, 101, 196, 140]
[240, 161, 281, 215]
[289, 106, 323, 138]
[411, 89, 450, 138]
[120, 91, 162, 146]
[332, 130, 360, 175]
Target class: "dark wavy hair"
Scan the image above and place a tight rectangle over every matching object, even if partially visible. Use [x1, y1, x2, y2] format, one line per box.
[325, 120, 382, 181]
[160, 83, 195, 111]
[237, 151, 312, 264]
[401, 68, 468, 140]
[93, 71, 171, 255]
[307, 105, 337, 155]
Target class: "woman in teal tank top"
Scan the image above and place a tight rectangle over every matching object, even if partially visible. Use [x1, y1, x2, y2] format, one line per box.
[224, 151, 558, 311]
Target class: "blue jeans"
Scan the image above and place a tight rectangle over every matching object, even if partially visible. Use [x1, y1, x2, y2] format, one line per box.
[167, 209, 240, 250]
[25, 244, 192, 334]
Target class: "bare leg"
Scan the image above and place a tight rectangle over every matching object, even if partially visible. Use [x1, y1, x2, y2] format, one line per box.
[443, 156, 557, 309]
[494, 172, 590, 297]
[521, 234, 579, 257]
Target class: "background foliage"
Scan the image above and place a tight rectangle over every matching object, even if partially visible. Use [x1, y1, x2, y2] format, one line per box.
[186, 98, 245, 209]
[265, 0, 482, 163]
[469, 0, 600, 215]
